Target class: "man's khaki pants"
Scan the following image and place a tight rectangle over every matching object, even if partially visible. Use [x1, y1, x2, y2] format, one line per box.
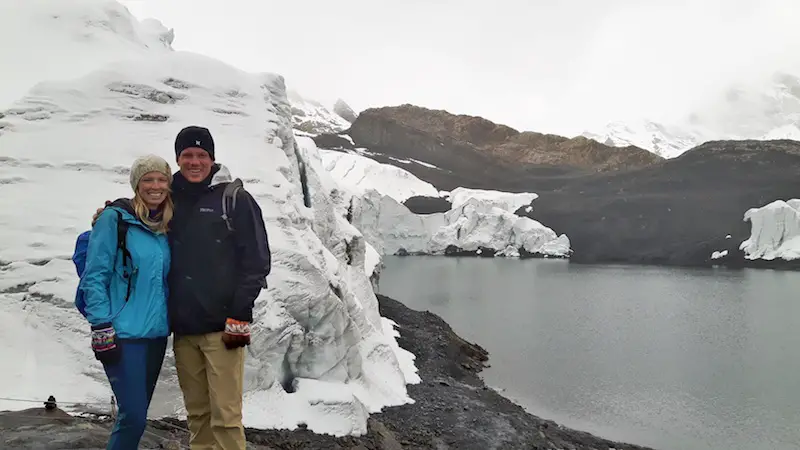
[174, 332, 246, 450]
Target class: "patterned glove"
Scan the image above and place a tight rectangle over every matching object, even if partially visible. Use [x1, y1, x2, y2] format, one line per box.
[91, 323, 121, 364]
[222, 318, 251, 349]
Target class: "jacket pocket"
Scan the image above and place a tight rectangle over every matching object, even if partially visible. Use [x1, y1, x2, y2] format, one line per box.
[110, 262, 139, 337]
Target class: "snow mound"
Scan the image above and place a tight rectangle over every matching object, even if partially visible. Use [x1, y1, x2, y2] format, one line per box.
[739, 199, 800, 261]
[0, 25, 417, 436]
[0, 0, 173, 108]
[287, 89, 352, 136]
[428, 197, 570, 256]
[711, 250, 729, 260]
[319, 150, 440, 202]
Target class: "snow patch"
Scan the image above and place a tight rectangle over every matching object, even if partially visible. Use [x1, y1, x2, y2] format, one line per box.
[318, 149, 440, 202]
[410, 158, 438, 169]
[711, 250, 728, 260]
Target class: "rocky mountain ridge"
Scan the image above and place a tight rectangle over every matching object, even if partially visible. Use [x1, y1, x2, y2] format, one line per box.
[349, 104, 662, 171]
[310, 104, 664, 193]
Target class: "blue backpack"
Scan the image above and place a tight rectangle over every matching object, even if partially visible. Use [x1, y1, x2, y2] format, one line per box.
[72, 209, 133, 318]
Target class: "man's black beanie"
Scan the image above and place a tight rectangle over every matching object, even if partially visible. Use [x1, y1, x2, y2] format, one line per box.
[175, 125, 215, 160]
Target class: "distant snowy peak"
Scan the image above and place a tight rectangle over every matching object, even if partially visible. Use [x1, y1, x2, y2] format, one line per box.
[761, 124, 800, 141]
[581, 120, 701, 158]
[582, 71, 800, 158]
[287, 90, 352, 135]
[0, 0, 173, 108]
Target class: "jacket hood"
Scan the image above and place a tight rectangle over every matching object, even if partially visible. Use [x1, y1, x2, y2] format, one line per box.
[108, 198, 136, 219]
[208, 164, 233, 187]
[105, 198, 157, 230]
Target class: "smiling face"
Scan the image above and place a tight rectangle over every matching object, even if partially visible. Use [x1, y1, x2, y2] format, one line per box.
[137, 171, 171, 209]
[177, 147, 213, 183]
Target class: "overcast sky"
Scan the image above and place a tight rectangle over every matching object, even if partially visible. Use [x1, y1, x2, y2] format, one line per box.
[119, 0, 800, 136]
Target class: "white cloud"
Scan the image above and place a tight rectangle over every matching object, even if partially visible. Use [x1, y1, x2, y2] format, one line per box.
[119, 0, 800, 135]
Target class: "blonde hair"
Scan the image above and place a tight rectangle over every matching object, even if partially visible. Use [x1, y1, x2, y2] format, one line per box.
[132, 191, 174, 234]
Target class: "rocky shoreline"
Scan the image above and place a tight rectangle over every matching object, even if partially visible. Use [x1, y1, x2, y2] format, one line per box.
[1, 294, 653, 450]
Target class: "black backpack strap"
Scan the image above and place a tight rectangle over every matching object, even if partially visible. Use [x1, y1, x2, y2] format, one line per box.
[221, 178, 244, 232]
[114, 210, 133, 303]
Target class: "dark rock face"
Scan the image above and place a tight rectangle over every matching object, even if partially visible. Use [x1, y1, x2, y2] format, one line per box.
[402, 195, 451, 214]
[313, 133, 355, 150]
[531, 140, 800, 266]
[334, 98, 358, 123]
[0, 294, 653, 450]
[443, 245, 497, 257]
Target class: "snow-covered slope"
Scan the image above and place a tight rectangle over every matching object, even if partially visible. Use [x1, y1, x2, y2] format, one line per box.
[739, 199, 800, 261]
[582, 72, 800, 158]
[0, 0, 174, 108]
[319, 150, 440, 202]
[288, 89, 352, 136]
[0, 0, 417, 436]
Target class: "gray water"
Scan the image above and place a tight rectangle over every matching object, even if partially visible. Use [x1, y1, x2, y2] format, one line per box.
[378, 256, 800, 450]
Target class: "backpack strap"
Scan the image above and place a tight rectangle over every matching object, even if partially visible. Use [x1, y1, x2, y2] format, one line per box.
[114, 210, 133, 303]
[221, 178, 244, 232]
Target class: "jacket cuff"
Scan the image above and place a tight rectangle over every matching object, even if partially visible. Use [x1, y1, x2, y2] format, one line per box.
[228, 307, 253, 323]
[91, 322, 114, 331]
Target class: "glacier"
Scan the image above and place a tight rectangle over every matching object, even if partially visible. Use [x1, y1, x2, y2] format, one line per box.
[299, 139, 571, 259]
[739, 199, 800, 261]
[0, 0, 417, 437]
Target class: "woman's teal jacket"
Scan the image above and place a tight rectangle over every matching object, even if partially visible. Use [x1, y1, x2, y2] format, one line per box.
[78, 201, 170, 339]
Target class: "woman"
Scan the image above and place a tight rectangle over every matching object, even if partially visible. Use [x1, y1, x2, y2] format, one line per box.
[78, 154, 174, 449]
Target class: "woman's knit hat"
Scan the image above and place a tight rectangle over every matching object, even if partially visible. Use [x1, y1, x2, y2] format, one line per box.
[130, 154, 173, 191]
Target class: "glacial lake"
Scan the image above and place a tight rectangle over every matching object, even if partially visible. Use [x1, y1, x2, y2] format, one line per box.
[378, 256, 800, 450]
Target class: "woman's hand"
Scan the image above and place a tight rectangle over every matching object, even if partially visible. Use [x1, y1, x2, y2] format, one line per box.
[91, 322, 121, 364]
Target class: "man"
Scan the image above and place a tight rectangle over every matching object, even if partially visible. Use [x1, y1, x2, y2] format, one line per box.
[96, 126, 271, 449]
[168, 125, 271, 450]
